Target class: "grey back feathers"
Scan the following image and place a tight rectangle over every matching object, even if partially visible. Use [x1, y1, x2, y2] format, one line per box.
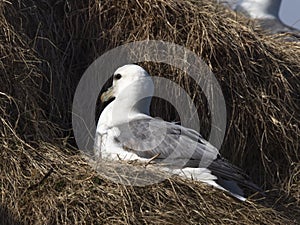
[113, 117, 262, 195]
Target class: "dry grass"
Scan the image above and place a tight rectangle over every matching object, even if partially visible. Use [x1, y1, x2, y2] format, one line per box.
[0, 0, 300, 224]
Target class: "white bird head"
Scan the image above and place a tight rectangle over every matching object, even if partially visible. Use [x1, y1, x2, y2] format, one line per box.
[101, 64, 154, 115]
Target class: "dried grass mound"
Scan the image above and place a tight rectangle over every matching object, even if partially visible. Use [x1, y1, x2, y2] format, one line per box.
[0, 0, 300, 224]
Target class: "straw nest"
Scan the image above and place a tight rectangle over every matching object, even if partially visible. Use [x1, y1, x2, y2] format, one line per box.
[1, 0, 299, 224]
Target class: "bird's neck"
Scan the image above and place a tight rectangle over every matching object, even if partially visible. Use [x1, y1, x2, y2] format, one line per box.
[116, 79, 153, 115]
[99, 83, 153, 127]
[239, 0, 281, 19]
[99, 98, 151, 128]
[114, 94, 151, 116]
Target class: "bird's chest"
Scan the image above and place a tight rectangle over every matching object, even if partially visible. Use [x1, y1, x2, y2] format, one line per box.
[97, 125, 120, 149]
[95, 124, 148, 161]
[96, 126, 127, 159]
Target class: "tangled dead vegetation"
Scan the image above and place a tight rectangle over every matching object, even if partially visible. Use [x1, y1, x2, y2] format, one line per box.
[0, 0, 299, 224]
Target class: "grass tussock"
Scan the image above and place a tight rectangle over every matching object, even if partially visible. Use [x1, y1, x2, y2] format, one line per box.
[0, 0, 299, 224]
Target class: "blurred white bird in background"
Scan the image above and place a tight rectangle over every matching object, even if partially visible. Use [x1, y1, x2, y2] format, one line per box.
[235, 0, 300, 38]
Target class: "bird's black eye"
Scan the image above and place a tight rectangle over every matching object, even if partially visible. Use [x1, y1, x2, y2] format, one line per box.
[114, 74, 122, 80]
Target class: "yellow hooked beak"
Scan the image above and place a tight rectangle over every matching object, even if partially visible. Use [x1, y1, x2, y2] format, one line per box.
[100, 87, 115, 102]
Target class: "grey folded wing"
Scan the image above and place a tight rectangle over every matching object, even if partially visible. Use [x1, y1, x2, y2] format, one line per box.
[114, 118, 262, 193]
[114, 118, 219, 168]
